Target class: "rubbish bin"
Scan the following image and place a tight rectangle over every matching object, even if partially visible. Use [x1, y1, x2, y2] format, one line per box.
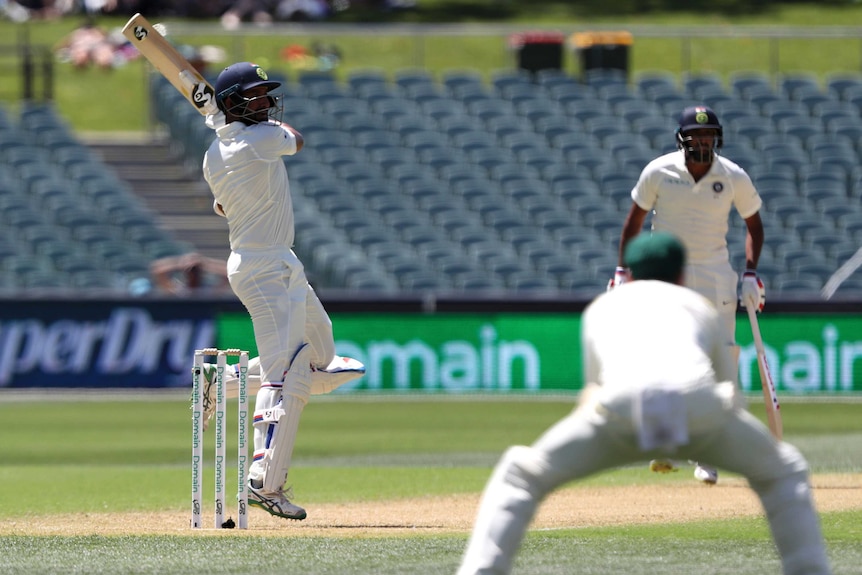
[571, 31, 633, 80]
[509, 31, 565, 76]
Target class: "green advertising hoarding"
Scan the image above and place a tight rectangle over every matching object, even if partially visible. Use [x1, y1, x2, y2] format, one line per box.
[217, 312, 862, 394]
[736, 315, 862, 394]
[217, 313, 582, 392]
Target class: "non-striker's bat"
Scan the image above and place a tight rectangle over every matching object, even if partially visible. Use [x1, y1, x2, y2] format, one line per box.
[746, 306, 783, 439]
[122, 13, 218, 116]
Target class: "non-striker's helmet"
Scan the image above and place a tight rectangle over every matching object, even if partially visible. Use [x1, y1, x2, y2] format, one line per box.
[214, 62, 282, 123]
[675, 105, 723, 163]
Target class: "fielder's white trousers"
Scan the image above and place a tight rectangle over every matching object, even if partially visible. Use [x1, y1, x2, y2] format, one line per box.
[457, 383, 831, 575]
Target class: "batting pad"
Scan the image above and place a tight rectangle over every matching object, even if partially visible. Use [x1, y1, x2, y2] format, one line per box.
[255, 345, 313, 493]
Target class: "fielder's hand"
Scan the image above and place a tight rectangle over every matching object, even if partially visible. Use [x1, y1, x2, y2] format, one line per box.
[741, 270, 766, 313]
[607, 266, 630, 291]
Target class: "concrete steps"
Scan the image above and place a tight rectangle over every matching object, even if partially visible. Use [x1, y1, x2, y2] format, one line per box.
[82, 133, 229, 260]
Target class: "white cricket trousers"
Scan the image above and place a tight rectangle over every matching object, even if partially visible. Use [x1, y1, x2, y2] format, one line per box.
[457, 383, 831, 575]
[227, 247, 335, 490]
[685, 260, 739, 346]
[227, 248, 336, 385]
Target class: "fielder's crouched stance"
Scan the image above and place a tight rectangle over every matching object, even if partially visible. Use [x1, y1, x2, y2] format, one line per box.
[457, 233, 830, 575]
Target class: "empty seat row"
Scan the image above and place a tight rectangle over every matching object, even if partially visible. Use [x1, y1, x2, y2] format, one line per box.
[148, 70, 861, 297]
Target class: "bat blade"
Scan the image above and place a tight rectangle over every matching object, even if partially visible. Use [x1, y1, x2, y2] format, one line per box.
[746, 305, 783, 439]
[122, 13, 218, 116]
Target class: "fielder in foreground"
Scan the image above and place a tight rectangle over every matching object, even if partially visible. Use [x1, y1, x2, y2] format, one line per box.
[202, 61, 361, 522]
[457, 233, 830, 575]
[612, 105, 766, 485]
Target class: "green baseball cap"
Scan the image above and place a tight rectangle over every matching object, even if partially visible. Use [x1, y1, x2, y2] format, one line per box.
[623, 232, 686, 282]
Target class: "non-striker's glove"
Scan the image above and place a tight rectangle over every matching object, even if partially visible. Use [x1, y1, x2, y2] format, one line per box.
[741, 270, 766, 313]
[607, 266, 630, 291]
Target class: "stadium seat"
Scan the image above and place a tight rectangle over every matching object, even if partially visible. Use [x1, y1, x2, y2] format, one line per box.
[508, 273, 559, 293]
[70, 269, 119, 289]
[636, 70, 678, 95]
[751, 89, 785, 113]
[546, 82, 596, 106]
[681, 72, 724, 97]
[583, 68, 627, 90]
[565, 99, 612, 123]
[812, 100, 858, 125]
[491, 68, 533, 93]
[825, 72, 862, 100]
[454, 272, 507, 291]
[777, 73, 821, 99]
[21, 270, 68, 289]
[347, 68, 388, 92]
[729, 71, 773, 98]
[394, 68, 435, 89]
[400, 270, 449, 291]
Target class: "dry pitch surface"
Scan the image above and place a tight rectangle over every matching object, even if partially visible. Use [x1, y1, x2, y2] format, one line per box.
[3, 473, 859, 537]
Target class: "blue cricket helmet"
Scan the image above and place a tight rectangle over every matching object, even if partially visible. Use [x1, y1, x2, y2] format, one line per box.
[214, 62, 281, 113]
[675, 105, 723, 161]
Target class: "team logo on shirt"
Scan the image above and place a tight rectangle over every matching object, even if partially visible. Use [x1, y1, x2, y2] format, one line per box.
[712, 182, 724, 193]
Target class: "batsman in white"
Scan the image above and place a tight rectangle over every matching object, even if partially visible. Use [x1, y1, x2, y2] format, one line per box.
[457, 232, 830, 575]
[610, 105, 766, 485]
[201, 61, 364, 521]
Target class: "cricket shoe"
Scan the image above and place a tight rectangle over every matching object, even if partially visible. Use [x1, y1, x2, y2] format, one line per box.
[247, 480, 307, 521]
[321, 355, 365, 376]
[694, 464, 718, 485]
[649, 459, 679, 474]
[312, 355, 366, 394]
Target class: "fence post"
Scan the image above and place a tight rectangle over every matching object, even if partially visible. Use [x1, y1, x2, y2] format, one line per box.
[21, 47, 33, 100]
[42, 47, 53, 100]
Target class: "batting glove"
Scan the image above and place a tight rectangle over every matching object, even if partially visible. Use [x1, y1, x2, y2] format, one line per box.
[607, 266, 630, 291]
[741, 270, 766, 313]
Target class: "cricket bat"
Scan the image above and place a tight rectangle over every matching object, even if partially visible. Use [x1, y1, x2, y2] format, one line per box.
[122, 13, 218, 116]
[746, 306, 783, 440]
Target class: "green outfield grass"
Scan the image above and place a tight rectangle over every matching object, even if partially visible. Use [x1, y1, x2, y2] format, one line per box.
[0, 395, 859, 574]
[2, 515, 861, 575]
[3, 3, 862, 131]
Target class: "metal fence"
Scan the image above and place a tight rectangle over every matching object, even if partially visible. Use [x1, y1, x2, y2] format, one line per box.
[0, 26, 52, 102]
[159, 22, 862, 78]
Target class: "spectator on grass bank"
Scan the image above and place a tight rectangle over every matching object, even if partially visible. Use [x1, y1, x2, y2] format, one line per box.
[220, 0, 329, 28]
[7, 0, 65, 19]
[281, 41, 341, 71]
[54, 18, 122, 69]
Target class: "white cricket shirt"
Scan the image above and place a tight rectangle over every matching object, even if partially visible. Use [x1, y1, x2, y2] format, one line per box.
[203, 118, 299, 251]
[581, 280, 736, 394]
[631, 151, 762, 263]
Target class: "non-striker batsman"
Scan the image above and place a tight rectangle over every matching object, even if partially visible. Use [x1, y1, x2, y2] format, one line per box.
[611, 105, 766, 485]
